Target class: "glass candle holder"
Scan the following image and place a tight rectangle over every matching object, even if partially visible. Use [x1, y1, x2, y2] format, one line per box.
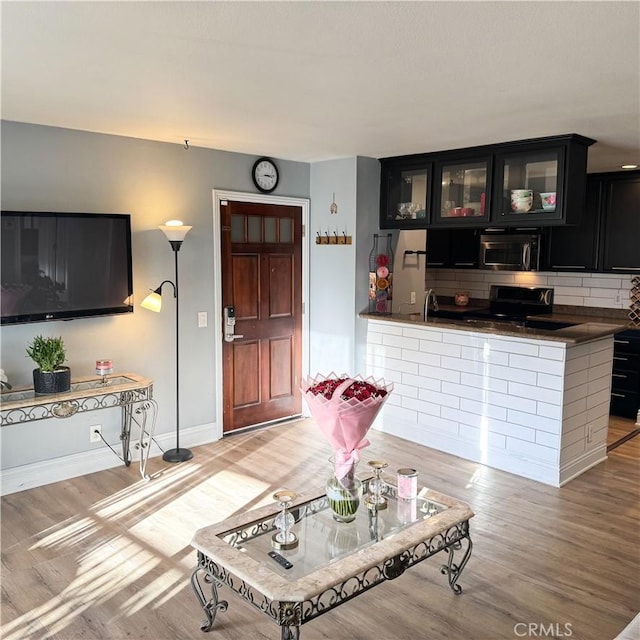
[365, 460, 388, 510]
[272, 489, 298, 550]
[96, 359, 113, 385]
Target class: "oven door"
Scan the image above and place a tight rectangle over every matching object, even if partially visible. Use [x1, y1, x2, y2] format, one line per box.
[480, 235, 535, 270]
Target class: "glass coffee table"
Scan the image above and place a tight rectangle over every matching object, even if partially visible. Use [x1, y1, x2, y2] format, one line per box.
[191, 481, 474, 639]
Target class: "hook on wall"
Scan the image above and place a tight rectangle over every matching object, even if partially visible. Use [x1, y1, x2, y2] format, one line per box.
[184, 140, 190, 150]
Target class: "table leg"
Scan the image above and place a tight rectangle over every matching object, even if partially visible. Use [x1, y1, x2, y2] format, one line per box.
[440, 535, 473, 594]
[281, 625, 300, 640]
[191, 566, 228, 632]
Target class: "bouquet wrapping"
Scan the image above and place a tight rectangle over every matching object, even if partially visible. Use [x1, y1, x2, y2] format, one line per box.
[301, 372, 394, 482]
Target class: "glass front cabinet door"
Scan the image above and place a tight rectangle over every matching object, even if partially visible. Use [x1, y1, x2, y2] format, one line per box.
[491, 135, 594, 225]
[380, 161, 432, 228]
[433, 158, 491, 225]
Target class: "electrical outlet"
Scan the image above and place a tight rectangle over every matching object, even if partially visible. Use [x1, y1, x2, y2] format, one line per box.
[198, 311, 207, 327]
[90, 425, 102, 443]
[586, 425, 593, 443]
[410, 291, 416, 305]
[615, 293, 622, 304]
[129, 437, 149, 461]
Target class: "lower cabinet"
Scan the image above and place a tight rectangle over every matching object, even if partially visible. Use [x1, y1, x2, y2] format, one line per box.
[426, 228, 479, 268]
[611, 329, 640, 419]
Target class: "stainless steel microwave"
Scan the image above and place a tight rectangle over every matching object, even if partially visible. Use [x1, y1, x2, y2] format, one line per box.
[479, 232, 541, 271]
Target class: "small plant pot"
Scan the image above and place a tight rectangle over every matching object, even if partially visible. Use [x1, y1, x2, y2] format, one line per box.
[33, 367, 71, 395]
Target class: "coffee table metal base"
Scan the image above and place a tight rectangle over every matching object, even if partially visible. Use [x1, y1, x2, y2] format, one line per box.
[191, 520, 472, 639]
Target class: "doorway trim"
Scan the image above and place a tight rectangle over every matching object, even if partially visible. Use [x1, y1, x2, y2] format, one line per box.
[211, 190, 310, 440]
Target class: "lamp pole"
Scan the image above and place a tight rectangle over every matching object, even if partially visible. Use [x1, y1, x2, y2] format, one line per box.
[161, 222, 193, 463]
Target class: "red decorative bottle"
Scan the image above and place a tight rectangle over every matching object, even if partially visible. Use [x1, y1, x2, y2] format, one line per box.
[369, 234, 393, 314]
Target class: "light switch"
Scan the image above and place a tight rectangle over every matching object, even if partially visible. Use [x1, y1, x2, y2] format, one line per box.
[198, 311, 207, 328]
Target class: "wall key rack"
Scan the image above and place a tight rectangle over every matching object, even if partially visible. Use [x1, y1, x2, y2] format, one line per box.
[316, 232, 352, 245]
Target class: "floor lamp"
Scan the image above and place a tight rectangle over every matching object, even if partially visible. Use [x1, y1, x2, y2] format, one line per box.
[141, 220, 193, 463]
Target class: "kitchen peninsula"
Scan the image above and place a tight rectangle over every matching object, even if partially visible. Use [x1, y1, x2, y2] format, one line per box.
[361, 313, 623, 486]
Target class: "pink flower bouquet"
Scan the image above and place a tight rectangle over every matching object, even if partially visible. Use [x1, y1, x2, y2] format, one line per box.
[301, 372, 394, 482]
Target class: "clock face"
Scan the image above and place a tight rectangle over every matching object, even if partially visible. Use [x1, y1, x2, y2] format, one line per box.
[252, 157, 279, 193]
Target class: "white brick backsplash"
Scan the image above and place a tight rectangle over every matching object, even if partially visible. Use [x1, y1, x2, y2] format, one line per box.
[368, 321, 403, 335]
[404, 396, 442, 418]
[391, 381, 419, 399]
[537, 401, 563, 420]
[536, 430, 561, 448]
[402, 349, 441, 367]
[507, 408, 561, 434]
[366, 318, 614, 487]
[460, 371, 508, 393]
[537, 372, 564, 391]
[383, 334, 420, 351]
[564, 397, 587, 417]
[419, 387, 460, 409]
[385, 404, 418, 423]
[508, 381, 563, 405]
[366, 330, 384, 345]
[419, 339, 462, 357]
[488, 337, 540, 356]
[509, 353, 564, 375]
[564, 368, 589, 390]
[586, 388, 611, 410]
[402, 372, 440, 392]
[430, 270, 633, 310]
[368, 343, 402, 359]
[418, 364, 461, 384]
[487, 390, 537, 413]
[538, 345, 566, 361]
[506, 437, 558, 463]
[460, 397, 507, 421]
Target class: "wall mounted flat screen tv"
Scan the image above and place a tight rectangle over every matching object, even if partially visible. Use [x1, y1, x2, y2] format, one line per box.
[1, 211, 134, 325]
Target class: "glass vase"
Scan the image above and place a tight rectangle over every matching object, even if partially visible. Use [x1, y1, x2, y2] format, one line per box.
[326, 457, 363, 523]
[368, 233, 394, 315]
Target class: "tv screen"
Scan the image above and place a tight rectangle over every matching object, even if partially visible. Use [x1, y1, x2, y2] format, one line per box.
[1, 211, 134, 325]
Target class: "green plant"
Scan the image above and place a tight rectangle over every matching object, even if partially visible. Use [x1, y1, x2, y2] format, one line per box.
[25, 336, 67, 372]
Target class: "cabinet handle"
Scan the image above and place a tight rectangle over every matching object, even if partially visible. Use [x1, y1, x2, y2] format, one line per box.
[552, 265, 586, 269]
[613, 356, 629, 361]
[610, 267, 640, 271]
[611, 392, 627, 398]
[612, 373, 628, 378]
[454, 262, 475, 266]
[427, 262, 446, 266]
[614, 339, 630, 344]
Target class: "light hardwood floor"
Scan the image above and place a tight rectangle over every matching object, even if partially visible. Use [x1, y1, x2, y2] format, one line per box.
[1, 417, 638, 640]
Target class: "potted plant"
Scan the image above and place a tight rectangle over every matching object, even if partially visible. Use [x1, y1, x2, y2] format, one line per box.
[26, 335, 71, 395]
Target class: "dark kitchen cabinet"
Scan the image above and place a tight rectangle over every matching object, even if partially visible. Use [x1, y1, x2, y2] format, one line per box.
[601, 172, 640, 273]
[542, 170, 639, 273]
[610, 329, 640, 419]
[426, 228, 479, 268]
[379, 159, 432, 229]
[543, 176, 601, 271]
[380, 134, 595, 230]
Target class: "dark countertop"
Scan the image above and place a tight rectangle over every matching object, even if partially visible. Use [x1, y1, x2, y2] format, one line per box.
[359, 310, 629, 344]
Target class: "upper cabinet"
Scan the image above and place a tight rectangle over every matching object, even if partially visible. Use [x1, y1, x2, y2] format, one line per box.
[380, 134, 595, 229]
[542, 170, 639, 273]
[379, 159, 432, 228]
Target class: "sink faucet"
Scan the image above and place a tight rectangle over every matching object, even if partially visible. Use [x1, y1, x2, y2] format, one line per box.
[424, 289, 439, 320]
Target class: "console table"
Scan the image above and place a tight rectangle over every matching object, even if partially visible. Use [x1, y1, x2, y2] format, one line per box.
[0, 373, 156, 480]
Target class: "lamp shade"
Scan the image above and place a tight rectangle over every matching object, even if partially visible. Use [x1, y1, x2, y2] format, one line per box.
[140, 290, 162, 312]
[160, 220, 192, 242]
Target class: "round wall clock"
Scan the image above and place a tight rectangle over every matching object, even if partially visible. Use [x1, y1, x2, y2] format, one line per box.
[252, 157, 279, 193]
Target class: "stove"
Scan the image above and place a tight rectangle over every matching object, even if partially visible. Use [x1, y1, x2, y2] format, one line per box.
[465, 285, 554, 324]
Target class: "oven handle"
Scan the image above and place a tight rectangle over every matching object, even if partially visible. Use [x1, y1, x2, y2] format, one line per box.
[523, 243, 531, 270]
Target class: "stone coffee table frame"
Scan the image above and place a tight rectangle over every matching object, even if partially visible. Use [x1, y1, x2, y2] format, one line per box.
[190, 483, 474, 639]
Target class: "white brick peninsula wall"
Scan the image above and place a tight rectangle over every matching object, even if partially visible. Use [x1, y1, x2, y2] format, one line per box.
[365, 319, 614, 486]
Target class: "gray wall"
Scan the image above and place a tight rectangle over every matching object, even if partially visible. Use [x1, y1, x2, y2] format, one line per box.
[0, 121, 310, 469]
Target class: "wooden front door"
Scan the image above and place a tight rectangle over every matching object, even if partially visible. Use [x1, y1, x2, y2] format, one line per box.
[221, 200, 303, 433]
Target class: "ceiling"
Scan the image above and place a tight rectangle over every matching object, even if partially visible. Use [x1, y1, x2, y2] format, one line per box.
[2, 1, 639, 172]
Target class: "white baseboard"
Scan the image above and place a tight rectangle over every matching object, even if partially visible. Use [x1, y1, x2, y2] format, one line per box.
[0, 422, 218, 496]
